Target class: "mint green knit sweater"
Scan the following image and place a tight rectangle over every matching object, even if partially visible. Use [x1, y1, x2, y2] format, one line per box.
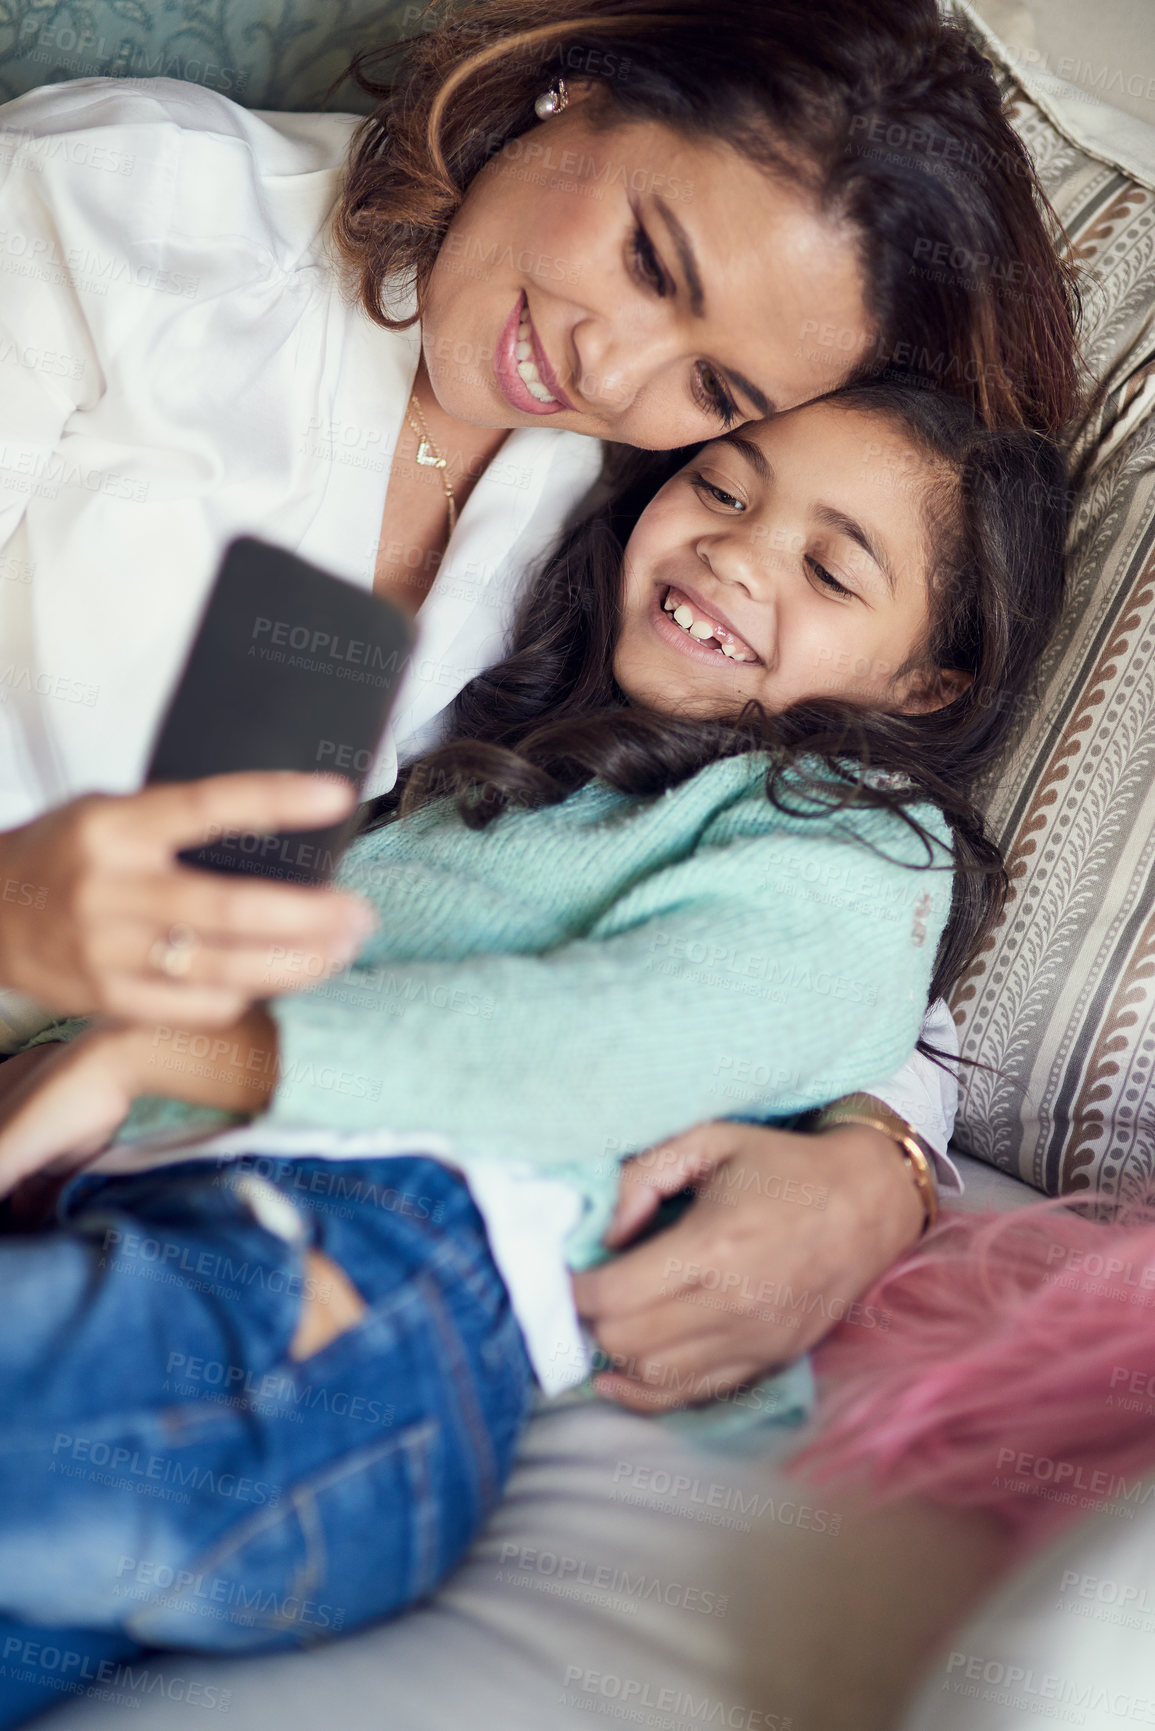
[248, 753, 950, 1261]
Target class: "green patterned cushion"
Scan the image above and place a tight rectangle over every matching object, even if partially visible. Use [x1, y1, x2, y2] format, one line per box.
[0, 0, 413, 112]
[949, 17, 1155, 1200]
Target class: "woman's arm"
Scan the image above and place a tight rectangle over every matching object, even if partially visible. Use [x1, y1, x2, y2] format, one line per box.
[866, 998, 963, 1191]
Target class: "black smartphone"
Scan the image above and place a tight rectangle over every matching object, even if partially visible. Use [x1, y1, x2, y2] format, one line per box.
[145, 536, 414, 884]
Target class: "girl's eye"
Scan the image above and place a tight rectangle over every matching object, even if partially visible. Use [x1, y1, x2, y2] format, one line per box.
[691, 362, 739, 429]
[629, 223, 669, 296]
[690, 473, 746, 512]
[806, 556, 854, 599]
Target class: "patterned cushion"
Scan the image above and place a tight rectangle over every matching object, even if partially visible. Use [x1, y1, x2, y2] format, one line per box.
[950, 42, 1155, 1198]
[0, 0, 411, 113]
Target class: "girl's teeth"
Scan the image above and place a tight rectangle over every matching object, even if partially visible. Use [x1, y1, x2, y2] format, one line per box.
[664, 591, 755, 661]
[516, 340, 532, 360]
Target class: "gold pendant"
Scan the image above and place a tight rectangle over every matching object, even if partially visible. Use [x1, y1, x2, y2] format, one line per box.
[415, 437, 445, 469]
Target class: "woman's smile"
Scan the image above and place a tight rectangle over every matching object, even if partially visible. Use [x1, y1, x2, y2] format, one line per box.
[494, 292, 577, 416]
[421, 102, 873, 446]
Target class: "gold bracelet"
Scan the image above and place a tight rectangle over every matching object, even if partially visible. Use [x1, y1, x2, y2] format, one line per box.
[810, 1092, 940, 1232]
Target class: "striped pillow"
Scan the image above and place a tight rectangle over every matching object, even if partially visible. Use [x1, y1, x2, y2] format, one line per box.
[950, 60, 1155, 1198]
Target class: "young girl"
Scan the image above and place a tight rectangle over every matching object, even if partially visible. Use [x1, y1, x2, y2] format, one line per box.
[0, 384, 1064, 1664]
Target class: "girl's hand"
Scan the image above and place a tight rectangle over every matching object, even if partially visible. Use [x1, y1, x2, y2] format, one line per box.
[571, 1120, 925, 1412]
[0, 775, 376, 1026]
[0, 1006, 280, 1198]
[0, 1042, 65, 1105]
[0, 1028, 139, 1197]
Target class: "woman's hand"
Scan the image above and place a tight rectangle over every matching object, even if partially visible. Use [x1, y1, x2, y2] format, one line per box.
[0, 1005, 280, 1197]
[0, 774, 377, 1026]
[571, 1119, 925, 1412]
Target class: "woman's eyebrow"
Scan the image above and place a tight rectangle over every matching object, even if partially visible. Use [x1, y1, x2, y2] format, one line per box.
[652, 197, 705, 314]
[651, 198, 775, 418]
[722, 368, 774, 418]
[814, 503, 896, 593]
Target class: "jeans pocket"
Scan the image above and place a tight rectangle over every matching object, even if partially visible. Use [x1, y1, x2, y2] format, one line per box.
[122, 1419, 442, 1653]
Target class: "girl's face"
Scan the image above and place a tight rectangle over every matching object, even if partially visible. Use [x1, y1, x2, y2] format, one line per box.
[613, 400, 964, 717]
[420, 91, 872, 450]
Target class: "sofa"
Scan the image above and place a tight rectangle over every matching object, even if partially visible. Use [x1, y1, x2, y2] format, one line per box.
[2, 0, 1154, 1726]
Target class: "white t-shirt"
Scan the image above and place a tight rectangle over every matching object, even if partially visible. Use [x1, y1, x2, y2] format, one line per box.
[0, 78, 961, 1390]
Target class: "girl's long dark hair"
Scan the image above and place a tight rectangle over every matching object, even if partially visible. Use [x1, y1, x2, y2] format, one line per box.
[333, 0, 1080, 436]
[365, 384, 1068, 1005]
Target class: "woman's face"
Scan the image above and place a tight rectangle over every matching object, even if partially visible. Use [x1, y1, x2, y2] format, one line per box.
[613, 400, 962, 717]
[421, 93, 873, 450]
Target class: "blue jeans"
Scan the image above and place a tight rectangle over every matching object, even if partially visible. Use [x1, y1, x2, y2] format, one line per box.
[0, 1153, 534, 1726]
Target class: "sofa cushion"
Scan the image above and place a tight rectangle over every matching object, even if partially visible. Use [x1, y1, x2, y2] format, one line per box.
[38, 1401, 1006, 1731]
[948, 9, 1155, 1200]
[899, 1469, 1155, 1731]
[0, 0, 405, 113]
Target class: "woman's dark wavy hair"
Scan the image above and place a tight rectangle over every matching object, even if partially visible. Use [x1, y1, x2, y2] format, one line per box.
[333, 0, 1080, 436]
[364, 383, 1069, 1007]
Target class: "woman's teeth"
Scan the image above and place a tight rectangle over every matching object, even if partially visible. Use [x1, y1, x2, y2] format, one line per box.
[517, 312, 558, 404]
[662, 591, 755, 661]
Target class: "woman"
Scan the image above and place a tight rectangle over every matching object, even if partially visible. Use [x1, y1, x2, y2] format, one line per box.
[0, 0, 1078, 1419]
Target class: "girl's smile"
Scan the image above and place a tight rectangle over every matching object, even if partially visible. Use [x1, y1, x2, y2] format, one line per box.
[650, 582, 760, 665]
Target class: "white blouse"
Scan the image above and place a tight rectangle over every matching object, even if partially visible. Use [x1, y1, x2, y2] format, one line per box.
[0, 79, 960, 1386]
[0, 78, 604, 820]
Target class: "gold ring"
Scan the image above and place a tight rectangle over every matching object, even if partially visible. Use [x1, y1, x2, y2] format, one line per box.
[148, 922, 198, 980]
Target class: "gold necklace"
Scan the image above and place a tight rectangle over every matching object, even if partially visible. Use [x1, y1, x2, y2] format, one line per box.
[405, 390, 458, 537]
